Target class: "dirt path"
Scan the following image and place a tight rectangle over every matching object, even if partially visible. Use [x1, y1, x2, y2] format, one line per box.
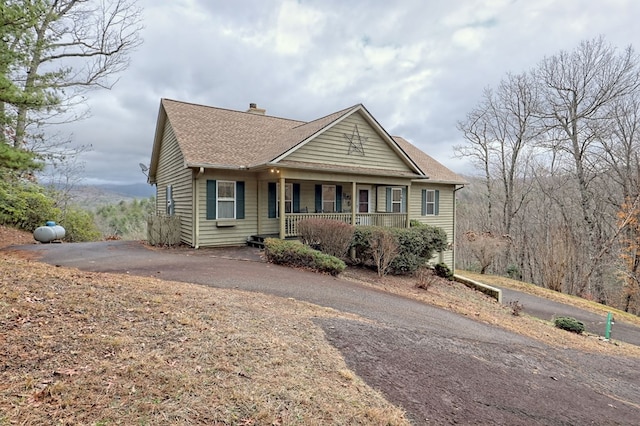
[8, 241, 640, 424]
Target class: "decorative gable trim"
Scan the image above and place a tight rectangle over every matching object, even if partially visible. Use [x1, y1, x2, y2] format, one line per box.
[271, 105, 424, 176]
[270, 105, 361, 163]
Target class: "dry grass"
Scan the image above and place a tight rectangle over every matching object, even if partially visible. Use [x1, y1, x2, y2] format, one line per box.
[3, 225, 640, 424]
[341, 267, 640, 358]
[0, 229, 408, 425]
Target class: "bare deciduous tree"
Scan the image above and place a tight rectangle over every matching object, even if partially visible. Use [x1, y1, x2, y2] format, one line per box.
[4, 0, 143, 149]
[463, 231, 510, 274]
[456, 37, 640, 313]
[535, 36, 640, 296]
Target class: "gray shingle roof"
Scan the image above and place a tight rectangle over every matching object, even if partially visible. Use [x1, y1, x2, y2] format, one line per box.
[156, 99, 465, 184]
[161, 99, 357, 168]
[393, 136, 466, 184]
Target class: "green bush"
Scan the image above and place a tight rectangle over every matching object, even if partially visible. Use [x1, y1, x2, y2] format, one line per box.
[434, 262, 453, 280]
[0, 180, 60, 231]
[264, 238, 346, 276]
[506, 264, 522, 280]
[554, 316, 585, 334]
[59, 207, 102, 242]
[351, 225, 448, 275]
[350, 226, 375, 265]
[389, 227, 428, 274]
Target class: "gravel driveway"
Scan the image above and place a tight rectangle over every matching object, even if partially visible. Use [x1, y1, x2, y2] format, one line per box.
[9, 241, 640, 425]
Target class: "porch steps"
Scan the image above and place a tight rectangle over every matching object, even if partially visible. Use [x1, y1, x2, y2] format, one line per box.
[247, 234, 297, 248]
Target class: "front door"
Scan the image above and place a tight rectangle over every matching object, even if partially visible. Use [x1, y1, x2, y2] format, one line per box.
[358, 189, 370, 213]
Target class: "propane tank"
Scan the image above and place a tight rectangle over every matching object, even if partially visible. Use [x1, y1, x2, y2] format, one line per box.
[33, 221, 66, 243]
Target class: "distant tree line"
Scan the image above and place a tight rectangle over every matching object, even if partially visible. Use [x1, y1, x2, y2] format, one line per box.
[455, 37, 640, 315]
[95, 197, 155, 240]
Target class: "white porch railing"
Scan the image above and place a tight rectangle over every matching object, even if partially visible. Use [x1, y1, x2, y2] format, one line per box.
[284, 213, 407, 237]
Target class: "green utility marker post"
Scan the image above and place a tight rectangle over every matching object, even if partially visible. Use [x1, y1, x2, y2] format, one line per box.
[604, 312, 614, 341]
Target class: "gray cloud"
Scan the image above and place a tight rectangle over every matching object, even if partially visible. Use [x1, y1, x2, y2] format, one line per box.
[54, 0, 640, 186]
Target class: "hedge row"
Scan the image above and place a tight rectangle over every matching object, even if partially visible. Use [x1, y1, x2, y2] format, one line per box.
[350, 224, 448, 275]
[264, 238, 346, 276]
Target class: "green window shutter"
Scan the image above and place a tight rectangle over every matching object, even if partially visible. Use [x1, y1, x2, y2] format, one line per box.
[435, 190, 440, 215]
[206, 180, 216, 220]
[386, 187, 392, 212]
[401, 187, 407, 213]
[268, 182, 276, 218]
[315, 184, 322, 213]
[236, 181, 245, 219]
[336, 185, 342, 212]
[421, 189, 426, 216]
[293, 183, 300, 213]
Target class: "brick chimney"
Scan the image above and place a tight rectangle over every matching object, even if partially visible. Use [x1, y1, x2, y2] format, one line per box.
[246, 103, 266, 115]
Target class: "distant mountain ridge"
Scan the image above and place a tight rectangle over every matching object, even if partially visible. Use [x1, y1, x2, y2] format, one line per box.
[68, 183, 155, 210]
[94, 183, 155, 198]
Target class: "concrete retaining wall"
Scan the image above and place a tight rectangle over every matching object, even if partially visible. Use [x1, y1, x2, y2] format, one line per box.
[454, 274, 502, 304]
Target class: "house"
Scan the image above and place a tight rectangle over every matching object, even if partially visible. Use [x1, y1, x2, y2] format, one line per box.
[148, 99, 466, 269]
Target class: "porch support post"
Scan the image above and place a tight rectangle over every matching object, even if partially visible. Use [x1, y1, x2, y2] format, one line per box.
[257, 180, 262, 235]
[279, 175, 286, 239]
[405, 184, 411, 228]
[351, 181, 357, 225]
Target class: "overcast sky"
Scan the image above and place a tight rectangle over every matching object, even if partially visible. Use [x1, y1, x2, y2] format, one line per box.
[59, 0, 640, 186]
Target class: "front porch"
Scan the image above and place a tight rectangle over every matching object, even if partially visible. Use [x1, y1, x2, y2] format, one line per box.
[248, 211, 407, 248]
[283, 212, 407, 237]
[258, 174, 414, 241]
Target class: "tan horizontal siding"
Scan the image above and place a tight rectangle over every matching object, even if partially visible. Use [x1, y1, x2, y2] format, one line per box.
[154, 120, 194, 245]
[196, 172, 258, 247]
[409, 183, 456, 270]
[286, 113, 413, 172]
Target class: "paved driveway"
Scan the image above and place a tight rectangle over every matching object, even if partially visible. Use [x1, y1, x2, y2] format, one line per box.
[497, 286, 640, 346]
[7, 241, 640, 425]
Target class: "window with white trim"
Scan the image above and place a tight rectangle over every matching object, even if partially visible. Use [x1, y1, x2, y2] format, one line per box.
[217, 180, 235, 219]
[322, 185, 336, 213]
[391, 187, 402, 213]
[276, 183, 293, 216]
[425, 189, 436, 215]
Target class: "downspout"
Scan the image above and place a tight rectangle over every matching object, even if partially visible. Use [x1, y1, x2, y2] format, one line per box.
[194, 167, 205, 248]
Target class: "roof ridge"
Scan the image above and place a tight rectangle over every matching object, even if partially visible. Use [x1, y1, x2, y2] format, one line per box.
[161, 98, 305, 124]
[290, 103, 362, 130]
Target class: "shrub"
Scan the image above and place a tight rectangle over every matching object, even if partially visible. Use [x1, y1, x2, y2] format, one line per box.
[297, 218, 354, 258]
[434, 262, 453, 280]
[507, 300, 524, 316]
[350, 225, 449, 275]
[369, 228, 398, 276]
[554, 316, 585, 334]
[506, 264, 522, 280]
[59, 207, 102, 242]
[415, 266, 438, 290]
[264, 238, 346, 276]
[0, 180, 60, 231]
[350, 226, 375, 265]
[389, 226, 448, 275]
